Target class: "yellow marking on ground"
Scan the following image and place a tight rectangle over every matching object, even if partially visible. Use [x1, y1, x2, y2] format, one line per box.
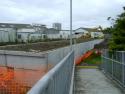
[76, 66, 98, 69]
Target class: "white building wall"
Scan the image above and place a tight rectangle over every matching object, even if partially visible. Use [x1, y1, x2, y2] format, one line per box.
[60, 30, 70, 39]
[0, 28, 17, 42]
[17, 32, 45, 43]
[73, 34, 83, 39]
[29, 33, 44, 41]
[17, 28, 36, 42]
[91, 32, 104, 38]
[8, 30, 17, 42]
[75, 28, 89, 36]
[17, 32, 29, 42]
[17, 28, 35, 32]
[60, 30, 84, 39]
[47, 34, 60, 39]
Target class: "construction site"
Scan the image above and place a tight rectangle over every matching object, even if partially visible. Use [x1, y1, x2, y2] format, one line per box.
[0, 38, 124, 94]
[0, 0, 125, 93]
[0, 39, 103, 93]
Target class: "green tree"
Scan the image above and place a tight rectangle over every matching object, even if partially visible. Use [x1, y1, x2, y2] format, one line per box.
[102, 27, 112, 34]
[109, 7, 125, 51]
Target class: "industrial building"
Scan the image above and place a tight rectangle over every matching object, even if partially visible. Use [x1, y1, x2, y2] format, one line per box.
[0, 23, 104, 43]
[0, 24, 17, 43]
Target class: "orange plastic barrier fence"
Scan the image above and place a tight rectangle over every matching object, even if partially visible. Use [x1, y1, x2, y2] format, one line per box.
[0, 66, 48, 94]
[75, 50, 94, 65]
[75, 49, 101, 65]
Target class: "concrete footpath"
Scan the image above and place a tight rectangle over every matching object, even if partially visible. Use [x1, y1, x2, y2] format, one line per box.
[74, 68, 123, 94]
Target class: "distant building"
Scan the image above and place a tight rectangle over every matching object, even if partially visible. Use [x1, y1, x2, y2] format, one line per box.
[73, 28, 89, 38]
[17, 31, 45, 43]
[53, 23, 62, 30]
[17, 28, 35, 42]
[90, 32, 104, 38]
[59, 30, 79, 39]
[0, 23, 18, 42]
[75, 27, 104, 38]
[59, 30, 70, 39]
[0, 23, 32, 29]
[0, 28, 17, 43]
[17, 27, 61, 42]
[1, 23, 102, 43]
[46, 28, 60, 39]
[32, 23, 47, 33]
[75, 28, 89, 36]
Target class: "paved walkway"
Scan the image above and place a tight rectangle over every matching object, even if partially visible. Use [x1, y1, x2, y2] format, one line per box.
[74, 68, 123, 94]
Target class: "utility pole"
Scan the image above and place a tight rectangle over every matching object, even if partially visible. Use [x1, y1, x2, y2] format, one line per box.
[70, 0, 73, 50]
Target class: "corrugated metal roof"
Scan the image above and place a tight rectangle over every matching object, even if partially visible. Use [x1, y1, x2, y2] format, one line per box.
[0, 23, 32, 28]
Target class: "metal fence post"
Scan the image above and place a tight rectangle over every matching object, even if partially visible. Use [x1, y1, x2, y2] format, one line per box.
[122, 52, 125, 87]
[100, 52, 103, 70]
[112, 54, 114, 78]
[46, 53, 49, 71]
[105, 50, 108, 73]
[4, 50, 8, 67]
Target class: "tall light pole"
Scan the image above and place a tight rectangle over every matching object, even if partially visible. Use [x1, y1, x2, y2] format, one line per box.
[70, 0, 73, 50]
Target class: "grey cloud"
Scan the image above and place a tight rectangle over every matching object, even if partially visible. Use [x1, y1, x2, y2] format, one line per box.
[0, 0, 125, 29]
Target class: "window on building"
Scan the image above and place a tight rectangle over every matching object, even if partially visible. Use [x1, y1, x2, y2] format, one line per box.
[43, 35, 47, 39]
[18, 34, 21, 39]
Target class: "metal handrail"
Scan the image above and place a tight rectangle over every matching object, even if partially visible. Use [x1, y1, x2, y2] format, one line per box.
[27, 50, 74, 94]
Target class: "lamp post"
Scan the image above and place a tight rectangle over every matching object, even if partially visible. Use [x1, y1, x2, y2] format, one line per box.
[70, 0, 73, 50]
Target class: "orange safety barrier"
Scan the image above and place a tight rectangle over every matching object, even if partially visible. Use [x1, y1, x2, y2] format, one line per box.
[75, 50, 95, 65]
[0, 67, 14, 81]
[0, 66, 48, 94]
[75, 49, 101, 65]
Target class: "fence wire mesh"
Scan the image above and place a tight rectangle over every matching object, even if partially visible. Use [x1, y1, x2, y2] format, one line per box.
[0, 66, 46, 94]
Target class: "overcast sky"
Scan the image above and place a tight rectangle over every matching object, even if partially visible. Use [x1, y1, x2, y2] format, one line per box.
[0, 0, 125, 29]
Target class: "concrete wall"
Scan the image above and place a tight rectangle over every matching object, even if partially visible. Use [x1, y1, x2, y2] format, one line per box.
[0, 50, 47, 70]
[0, 39, 103, 70]
[0, 39, 103, 86]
